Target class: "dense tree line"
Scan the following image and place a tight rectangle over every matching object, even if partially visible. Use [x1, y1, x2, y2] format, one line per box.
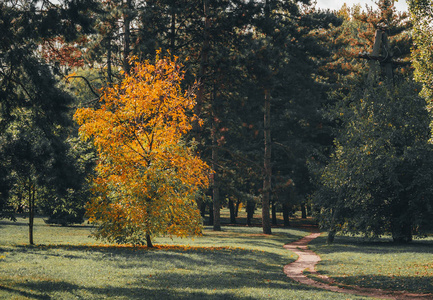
[313, 0, 433, 243]
[0, 0, 98, 244]
[1, 0, 432, 245]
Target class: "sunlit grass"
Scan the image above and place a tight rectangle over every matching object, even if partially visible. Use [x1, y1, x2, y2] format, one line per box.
[309, 233, 433, 295]
[0, 216, 372, 299]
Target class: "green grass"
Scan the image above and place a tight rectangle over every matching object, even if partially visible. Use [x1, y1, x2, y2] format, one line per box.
[0, 216, 372, 300]
[309, 233, 433, 295]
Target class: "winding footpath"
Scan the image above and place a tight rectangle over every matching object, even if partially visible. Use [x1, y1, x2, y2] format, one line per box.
[283, 232, 433, 299]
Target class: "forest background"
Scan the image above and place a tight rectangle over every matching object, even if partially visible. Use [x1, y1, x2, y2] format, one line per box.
[1, 0, 433, 247]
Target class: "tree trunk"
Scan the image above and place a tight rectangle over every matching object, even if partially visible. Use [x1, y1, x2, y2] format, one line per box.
[123, 0, 132, 74]
[246, 201, 255, 226]
[194, 0, 210, 137]
[282, 202, 290, 227]
[170, 5, 176, 53]
[391, 204, 413, 243]
[228, 199, 236, 224]
[262, 88, 272, 234]
[146, 233, 153, 248]
[391, 222, 413, 243]
[327, 229, 336, 244]
[212, 166, 221, 231]
[301, 203, 307, 219]
[212, 81, 221, 231]
[235, 199, 240, 217]
[106, 36, 113, 84]
[391, 196, 413, 243]
[28, 183, 35, 245]
[208, 202, 214, 226]
[271, 199, 277, 225]
[199, 200, 206, 219]
[327, 209, 338, 244]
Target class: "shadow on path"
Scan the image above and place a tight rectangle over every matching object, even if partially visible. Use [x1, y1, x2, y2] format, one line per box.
[283, 232, 433, 300]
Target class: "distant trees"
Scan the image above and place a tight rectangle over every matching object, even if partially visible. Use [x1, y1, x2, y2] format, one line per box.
[0, 0, 97, 243]
[238, 0, 342, 233]
[68, 0, 343, 236]
[313, 1, 433, 243]
[315, 80, 433, 243]
[3, 0, 433, 246]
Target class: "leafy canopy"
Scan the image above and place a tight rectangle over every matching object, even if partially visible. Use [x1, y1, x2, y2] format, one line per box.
[315, 79, 433, 243]
[74, 52, 209, 246]
[409, 0, 433, 104]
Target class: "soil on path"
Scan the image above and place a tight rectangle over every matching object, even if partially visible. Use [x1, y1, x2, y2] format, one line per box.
[283, 231, 433, 299]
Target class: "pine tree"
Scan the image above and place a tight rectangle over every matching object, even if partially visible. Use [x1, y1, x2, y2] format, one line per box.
[314, 1, 433, 243]
[0, 0, 97, 243]
[235, 0, 339, 233]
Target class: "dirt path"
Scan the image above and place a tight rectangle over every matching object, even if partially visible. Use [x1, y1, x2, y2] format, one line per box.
[283, 232, 432, 299]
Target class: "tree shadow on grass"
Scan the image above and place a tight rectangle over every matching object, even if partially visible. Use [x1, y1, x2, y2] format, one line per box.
[0, 220, 28, 227]
[17, 274, 333, 300]
[3, 241, 371, 299]
[11, 243, 292, 275]
[199, 228, 310, 249]
[309, 235, 433, 295]
[12, 244, 217, 265]
[329, 274, 433, 295]
[11, 226, 305, 262]
[310, 234, 433, 255]
[0, 284, 51, 300]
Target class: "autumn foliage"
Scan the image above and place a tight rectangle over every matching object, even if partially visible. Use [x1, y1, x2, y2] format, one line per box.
[74, 53, 209, 247]
[41, 37, 87, 68]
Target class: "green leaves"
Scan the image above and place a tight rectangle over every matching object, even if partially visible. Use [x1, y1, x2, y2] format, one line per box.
[315, 78, 433, 241]
[410, 0, 433, 106]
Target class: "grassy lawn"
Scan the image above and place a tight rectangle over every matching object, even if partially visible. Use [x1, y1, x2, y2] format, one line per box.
[0, 216, 372, 300]
[309, 233, 433, 295]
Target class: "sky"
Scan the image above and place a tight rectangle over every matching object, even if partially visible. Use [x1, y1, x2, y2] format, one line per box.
[315, 0, 409, 12]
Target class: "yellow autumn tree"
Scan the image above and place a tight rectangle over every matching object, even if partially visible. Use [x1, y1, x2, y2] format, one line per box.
[74, 53, 209, 247]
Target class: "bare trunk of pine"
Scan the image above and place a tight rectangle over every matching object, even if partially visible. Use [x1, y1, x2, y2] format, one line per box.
[262, 89, 272, 235]
[194, 0, 209, 136]
[235, 199, 240, 217]
[212, 81, 221, 231]
[282, 202, 290, 227]
[212, 143, 221, 231]
[107, 36, 113, 84]
[170, 6, 176, 53]
[123, 0, 131, 74]
[228, 199, 237, 224]
[301, 203, 307, 219]
[271, 199, 277, 225]
[246, 201, 255, 226]
[208, 203, 214, 225]
[28, 182, 35, 245]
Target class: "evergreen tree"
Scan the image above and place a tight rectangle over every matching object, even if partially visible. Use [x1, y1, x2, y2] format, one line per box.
[0, 0, 97, 242]
[314, 1, 433, 243]
[316, 78, 433, 243]
[234, 0, 340, 233]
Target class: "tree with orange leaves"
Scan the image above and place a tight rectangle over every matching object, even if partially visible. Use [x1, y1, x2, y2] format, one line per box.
[74, 52, 209, 247]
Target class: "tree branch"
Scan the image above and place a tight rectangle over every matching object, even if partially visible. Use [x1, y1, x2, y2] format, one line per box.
[66, 75, 100, 98]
